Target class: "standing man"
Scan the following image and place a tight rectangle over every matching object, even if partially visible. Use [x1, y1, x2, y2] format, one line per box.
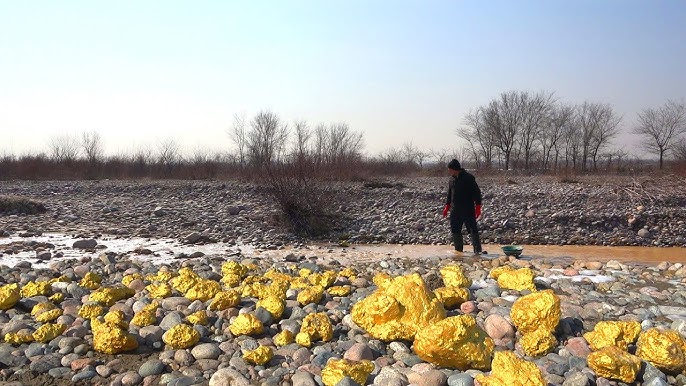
[442, 159, 485, 254]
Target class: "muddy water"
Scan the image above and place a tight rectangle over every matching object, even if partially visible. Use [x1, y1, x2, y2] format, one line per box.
[294, 243, 686, 266]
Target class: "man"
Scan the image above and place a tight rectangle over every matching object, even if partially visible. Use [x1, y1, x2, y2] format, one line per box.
[442, 159, 485, 254]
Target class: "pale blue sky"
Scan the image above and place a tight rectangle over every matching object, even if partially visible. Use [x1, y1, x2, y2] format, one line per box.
[1, 1, 685, 157]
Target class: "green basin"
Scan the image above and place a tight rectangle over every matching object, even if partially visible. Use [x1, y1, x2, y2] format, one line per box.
[501, 245, 523, 257]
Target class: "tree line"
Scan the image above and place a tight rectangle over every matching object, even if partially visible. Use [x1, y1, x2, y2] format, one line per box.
[459, 90, 686, 171]
[1, 91, 685, 180]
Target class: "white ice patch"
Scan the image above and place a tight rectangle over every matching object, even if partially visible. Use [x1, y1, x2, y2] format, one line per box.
[0, 233, 248, 268]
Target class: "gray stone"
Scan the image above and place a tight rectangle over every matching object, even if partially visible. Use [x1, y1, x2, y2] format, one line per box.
[72, 370, 98, 382]
[161, 297, 192, 311]
[642, 361, 667, 382]
[447, 373, 474, 386]
[191, 343, 222, 360]
[48, 367, 73, 378]
[475, 287, 500, 299]
[167, 376, 206, 386]
[138, 359, 166, 377]
[209, 368, 251, 386]
[73, 239, 98, 249]
[335, 377, 362, 386]
[373, 367, 408, 386]
[644, 378, 669, 386]
[159, 311, 185, 330]
[121, 370, 143, 386]
[291, 371, 317, 386]
[562, 371, 592, 386]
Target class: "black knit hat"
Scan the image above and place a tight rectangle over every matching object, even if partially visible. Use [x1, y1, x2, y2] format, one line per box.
[448, 159, 461, 170]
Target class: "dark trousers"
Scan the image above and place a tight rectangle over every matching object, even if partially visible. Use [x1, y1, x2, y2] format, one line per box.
[450, 212, 482, 253]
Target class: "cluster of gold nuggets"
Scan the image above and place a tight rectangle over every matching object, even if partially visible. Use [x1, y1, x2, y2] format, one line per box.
[1, 260, 685, 385]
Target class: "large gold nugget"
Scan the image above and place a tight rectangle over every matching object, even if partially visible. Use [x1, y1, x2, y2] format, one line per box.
[475, 351, 545, 386]
[296, 313, 333, 347]
[520, 328, 558, 357]
[490, 266, 536, 292]
[0, 284, 20, 310]
[321, 358, 374, 386]
[583, 321, 641, 351]
[588, 345, 641, 383]
[510, 289, 560, 335]
[440, 265, 472, 288]
[92, 314, 138, 354]
[636, 328, 686, 374]
[413, 315, 494, 370]
[351, 273, 446, 341]
[162, 324, 200, 349]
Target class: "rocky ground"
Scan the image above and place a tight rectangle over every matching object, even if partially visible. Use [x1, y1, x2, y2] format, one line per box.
[0, 176, 684, 386]
[0, 175, 685, 248]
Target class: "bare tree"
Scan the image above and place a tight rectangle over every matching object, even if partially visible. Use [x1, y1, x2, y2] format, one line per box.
[489, 91, 523, 171]
[48, 134, 80, 162]
[81, 131, 103, 164]
[673, 138, 686, 161]
[459, 107, 496, 169]
[540, 104, 574, 170]
[633, 100, 686, 169]
[246, 111, 289, 167]
[157, 138, 181, 176]
[519, 91, 555, 170]
[291, 120, 311, 163]
[577, 102, 621, 171]
[230, 112, 248, 167]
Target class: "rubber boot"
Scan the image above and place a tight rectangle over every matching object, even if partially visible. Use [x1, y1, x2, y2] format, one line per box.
[452, 232, 463, 252]
[471, 231, 483, 254]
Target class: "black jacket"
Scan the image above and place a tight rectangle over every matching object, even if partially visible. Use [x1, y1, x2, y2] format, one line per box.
[446, 169, 482, 217]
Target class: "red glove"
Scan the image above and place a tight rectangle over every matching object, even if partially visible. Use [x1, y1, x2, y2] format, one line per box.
[475, 204, 482, 219]
[442, 204, 450, 217]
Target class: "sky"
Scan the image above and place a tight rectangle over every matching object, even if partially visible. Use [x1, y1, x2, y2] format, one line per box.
[1, 1, 685, 158]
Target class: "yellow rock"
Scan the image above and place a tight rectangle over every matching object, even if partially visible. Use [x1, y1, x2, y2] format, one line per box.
[434, 287, 470, 309]
[170, 268, 200, 294]
[229, 313, 264, 336]
[241, 281, 268, 298]
[339, 268, 356, 279]
[79, 272, 102, 290]
[31, 301, 57, 316]
[298, 268, 313, 277]
[146, 282, 172, 298]
[475, 351, 545, 386]
[131, 304, 159, 327]
[510, 289, 560, 335]
[588, 345, 641, 383]
[520, 328, 558, 357]
[321, 358, 374, 386]
[104, 310, 129, 329]
[0, 283, 20, 310]
[583, 321, 641, 351]
[274, 330, 295, 347]
[440, 265, 472, 288]
[297, 286, 324, 305]
[221, 273, 242, 288]
[209, 290, 241, 311]
[162, 324, 200, 349]
[289, 277, 310, 290]
[146, 270, 175, 282]
[32, 323, 67, 343]
[184, 279, 221, 302]
[187, 311, 208, 325]
[92, 316, 138, 354]
[308, 271, 337, 288]
[372, 272, 392, 289]
[49, 293, 64, 303]
[221, 260, 249, 277]
[413, 315, 494, 370]
[264, 280, 289, 299]
[351, 273, 446, 341]
[636, 328, 686, 374]
[296, 313, 333, 347]
[88, 286, 135, 306]
[21, 281, 52, 298]
[35, 308, 63, 323]
[48, 275, 70, 284]
[328, 286, 352, 297]
[121, 273, 144, 287]
[32, 302, 63, 323]
[243, 345, 274, 365]
[256, 295, 285, 319]
[490, 266, 536, 292]
[4, 330, 35, 344]
[78, 304, 104, 319]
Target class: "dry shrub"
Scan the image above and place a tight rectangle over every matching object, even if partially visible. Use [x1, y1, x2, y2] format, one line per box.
[0, 196, 47, 215]
[262, 162, 336, 237]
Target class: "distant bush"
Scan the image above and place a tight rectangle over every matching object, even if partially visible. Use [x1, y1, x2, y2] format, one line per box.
[0, 196, 47, 215]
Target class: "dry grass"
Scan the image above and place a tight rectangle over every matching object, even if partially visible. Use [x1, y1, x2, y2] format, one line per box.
[0, 196, 47, 215]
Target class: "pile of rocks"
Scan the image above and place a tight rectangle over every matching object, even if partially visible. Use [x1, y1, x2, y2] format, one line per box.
[0, 176, 685, 248]
[0, 243, 684, 386]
